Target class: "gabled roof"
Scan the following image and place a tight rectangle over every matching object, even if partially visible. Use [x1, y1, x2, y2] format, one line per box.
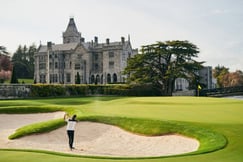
[38, 42, 79, 53]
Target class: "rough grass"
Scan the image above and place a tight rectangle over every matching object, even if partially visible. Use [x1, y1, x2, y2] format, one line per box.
[8, 119, 66, 139]
[0, 96, 243, 162]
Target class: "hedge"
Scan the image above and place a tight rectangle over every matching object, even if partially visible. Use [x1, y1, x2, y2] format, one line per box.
[30, 84, 160, 97]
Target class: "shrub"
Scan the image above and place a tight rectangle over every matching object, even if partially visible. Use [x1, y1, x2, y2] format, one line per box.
[29, 84, 161, 97]
[30, 84, 66, 97]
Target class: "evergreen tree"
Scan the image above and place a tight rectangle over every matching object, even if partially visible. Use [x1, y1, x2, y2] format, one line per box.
[10, 65, 19, 84]
[75, 72, 81, 84]
[12, 44, 36, 79]
[124, 40, 204, 96]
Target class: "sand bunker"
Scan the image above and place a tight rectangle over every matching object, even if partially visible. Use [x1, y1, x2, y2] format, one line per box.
[0, 112, 199, 157]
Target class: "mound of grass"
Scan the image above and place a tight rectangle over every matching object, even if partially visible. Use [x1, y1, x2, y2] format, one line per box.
[0, 96, 242, 162]
[9, 119, 66, 139]
[0, 106, 62, 114]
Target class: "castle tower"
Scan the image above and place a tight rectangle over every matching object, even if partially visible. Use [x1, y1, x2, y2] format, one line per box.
[63, 18, 81, 44]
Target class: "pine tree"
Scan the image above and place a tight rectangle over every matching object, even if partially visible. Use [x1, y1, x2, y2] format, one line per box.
[75, 72, 81, 84]
[124, 40, 204, 96]
[12, 44, 36, 79]
[10, 65, 19, 84]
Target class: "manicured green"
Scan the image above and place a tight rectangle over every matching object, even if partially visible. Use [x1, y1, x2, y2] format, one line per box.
[0, 96, 243, 162]
[3, 78, 34, 84]
[18, 78, 34, 84]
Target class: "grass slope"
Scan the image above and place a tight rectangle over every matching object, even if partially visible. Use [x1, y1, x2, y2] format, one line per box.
[0, 96, 243, 162]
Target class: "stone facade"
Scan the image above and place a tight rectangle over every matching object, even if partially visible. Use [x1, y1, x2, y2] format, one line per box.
[174, 78, 189, 91]
[34, 18, 137, 84]
[199, 66, 214, 89]
[174, 66, 215, 92]
[0, 84, 30, 99]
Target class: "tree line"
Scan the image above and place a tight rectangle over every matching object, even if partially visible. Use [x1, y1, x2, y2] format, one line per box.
[1, 41, 243, 95]
[213, 65, 243, 88]
[0, 44, 36, 83]
[12, 45, 36, 79]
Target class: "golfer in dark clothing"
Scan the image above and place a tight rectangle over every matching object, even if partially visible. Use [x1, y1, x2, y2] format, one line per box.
[64, 114, 77, 150]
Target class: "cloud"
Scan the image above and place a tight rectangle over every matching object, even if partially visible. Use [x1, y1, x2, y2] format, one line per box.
[1, 0, 243, 71]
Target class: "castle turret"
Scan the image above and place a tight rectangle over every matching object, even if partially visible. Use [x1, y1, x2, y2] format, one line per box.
[63, 18, 81, 44]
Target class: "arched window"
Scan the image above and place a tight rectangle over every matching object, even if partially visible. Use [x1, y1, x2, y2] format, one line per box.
[96, 75, 100, 84]
[107, 73, 111, 84]
[101, 75, 103, 84]
[113, 73, 117, 83]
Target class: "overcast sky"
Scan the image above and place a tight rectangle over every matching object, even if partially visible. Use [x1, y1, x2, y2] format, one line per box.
[1, 0, 243, 71]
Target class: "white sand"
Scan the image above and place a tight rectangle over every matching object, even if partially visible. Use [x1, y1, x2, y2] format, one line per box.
[0, 112, 199, 157]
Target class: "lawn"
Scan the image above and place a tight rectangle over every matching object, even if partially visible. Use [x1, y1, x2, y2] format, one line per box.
[0, 96, 243, 162]
[3, 78, 34, 84]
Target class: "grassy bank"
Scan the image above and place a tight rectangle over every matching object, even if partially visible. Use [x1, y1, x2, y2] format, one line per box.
[0, 96, 243, 162]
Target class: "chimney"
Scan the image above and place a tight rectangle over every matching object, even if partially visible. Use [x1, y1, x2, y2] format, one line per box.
[121, 37, 125, 44]
[106, 38, 110, 45]
[81, 37, 85, 43]
[94, 36, 98, 44]
[47, 41, 52, 49]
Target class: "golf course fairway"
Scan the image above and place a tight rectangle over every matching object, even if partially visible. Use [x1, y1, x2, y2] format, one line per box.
[0, 96, 243, 162]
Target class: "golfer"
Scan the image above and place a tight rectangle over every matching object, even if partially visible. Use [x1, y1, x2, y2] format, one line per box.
[64, 113, 77, 150]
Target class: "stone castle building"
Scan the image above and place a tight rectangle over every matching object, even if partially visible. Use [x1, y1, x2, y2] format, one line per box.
[34, 18, 137, 84]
